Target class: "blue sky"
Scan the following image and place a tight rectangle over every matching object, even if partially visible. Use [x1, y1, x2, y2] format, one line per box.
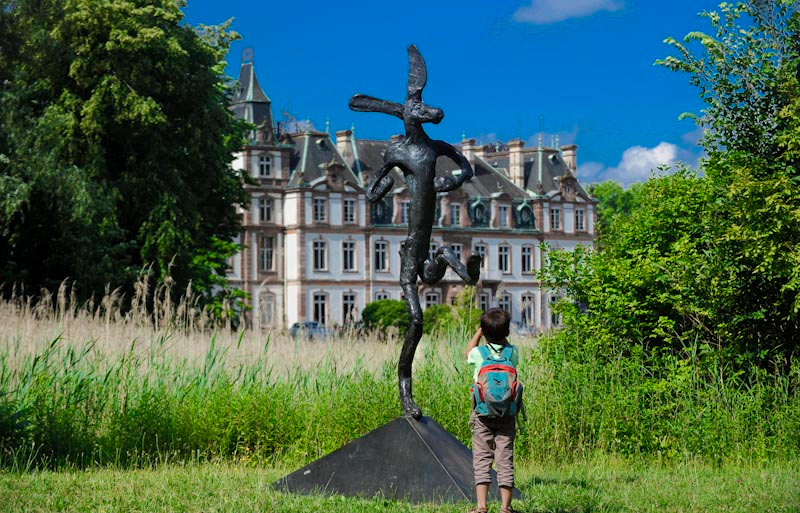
[183, 0, 721, 185]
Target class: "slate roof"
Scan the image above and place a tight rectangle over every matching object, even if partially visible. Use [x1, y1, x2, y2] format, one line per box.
[287, 131, 362, 189]
[484, 148, 590, 198]
[230, 61, 276, 143]
[347, 138, 535, 200]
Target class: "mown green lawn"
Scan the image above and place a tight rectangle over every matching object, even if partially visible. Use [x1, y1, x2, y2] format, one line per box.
[2, 458, 798, 513]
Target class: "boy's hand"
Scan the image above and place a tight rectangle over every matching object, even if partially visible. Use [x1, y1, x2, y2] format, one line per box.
[465, 326, 483, 358]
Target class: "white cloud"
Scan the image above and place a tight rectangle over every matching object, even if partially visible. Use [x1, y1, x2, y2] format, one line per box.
[582, 141, 699, 186]
[513, 0, 623, 25]
[577, 161, 605, 182]
[603, 142, 679, 184]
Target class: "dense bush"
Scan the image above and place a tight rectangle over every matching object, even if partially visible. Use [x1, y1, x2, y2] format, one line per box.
[422, 304, 453, 335]
[361, 299, 410, 334]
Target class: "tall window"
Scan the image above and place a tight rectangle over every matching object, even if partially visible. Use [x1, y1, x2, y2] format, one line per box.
[450, 243, 462, 261]
[521, 246, 533, 274]
[498, 245, 510, 273]
[450, 204, 461, 226]
[374, 240, 389, 272]
[425, 291, 440, 308]
[259, 155, 272, 177]
[313, 240, 327, 271]
[375, 291, 390, 301]
[498, 294, 511, 313]
[576, 209, 585, 231]
[521, 294, 535, 326]
[260, 235, 274, 271]
[550, 296, 560, 326]
[344, 199, 356, 224]
[313, 293, 327, 324]
[474, 244, 487, 271]
[428, 241, 439, 262]
[313, 198, 327, 223]
[343, 292, 357, 324]
[550, 207, 561, 230]
[400, 201, 410, 225]
[479, 293, 490, 312]
[498, 205, 509, 228]
[260, 293, 275, 326]
[342, 241, 356, 272]
[259, 198, 273, 223]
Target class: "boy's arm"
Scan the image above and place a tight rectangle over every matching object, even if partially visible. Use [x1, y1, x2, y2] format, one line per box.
[464, 327, 483, 359]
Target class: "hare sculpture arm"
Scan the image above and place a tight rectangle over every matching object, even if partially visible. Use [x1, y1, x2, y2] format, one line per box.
[433, 140, 474, 193]
[366, 162, 397, 204]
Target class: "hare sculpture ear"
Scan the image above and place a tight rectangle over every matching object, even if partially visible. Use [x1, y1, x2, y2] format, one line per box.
[349, 94, 404, 119]
[407, 45, 427, 102]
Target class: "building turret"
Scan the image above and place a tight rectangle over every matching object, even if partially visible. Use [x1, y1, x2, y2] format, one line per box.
[230, 48, 276, 144]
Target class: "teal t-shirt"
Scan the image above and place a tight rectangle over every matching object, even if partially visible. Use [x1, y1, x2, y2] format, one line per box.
[467, 343, 519, 382]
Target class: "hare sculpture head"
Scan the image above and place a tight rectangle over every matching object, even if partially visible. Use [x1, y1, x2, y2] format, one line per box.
[349, 45, 443, 134]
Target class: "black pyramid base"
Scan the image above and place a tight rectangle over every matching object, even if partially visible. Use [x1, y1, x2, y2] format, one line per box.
[272, 416, 522, 504]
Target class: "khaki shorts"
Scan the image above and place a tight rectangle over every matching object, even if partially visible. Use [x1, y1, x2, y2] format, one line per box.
[469, 409, 516, 488]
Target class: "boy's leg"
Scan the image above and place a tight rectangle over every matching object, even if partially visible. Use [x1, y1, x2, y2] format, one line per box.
[470, 411, 494, 509]
[494, 417, 516, 509]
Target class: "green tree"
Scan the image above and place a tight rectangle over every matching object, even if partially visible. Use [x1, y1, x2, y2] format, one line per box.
[657, 0, 800, 355]
[0, 0, 248, 314]
[543, 1, 800, 363]
[590, 180, 644, 235]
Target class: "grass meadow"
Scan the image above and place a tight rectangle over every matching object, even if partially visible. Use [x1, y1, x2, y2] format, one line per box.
[0, 282, 798, 511]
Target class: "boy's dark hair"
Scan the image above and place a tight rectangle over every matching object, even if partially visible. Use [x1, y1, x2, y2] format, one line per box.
[480, 308, 511, 344]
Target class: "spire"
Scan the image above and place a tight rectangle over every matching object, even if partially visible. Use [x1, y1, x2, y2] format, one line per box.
[230, 48, 275, 144]
[350, 123, 362, 178]
[538, 116, 544, 149]
[325, 117, 330, 134]
[538, 115, 544, 190]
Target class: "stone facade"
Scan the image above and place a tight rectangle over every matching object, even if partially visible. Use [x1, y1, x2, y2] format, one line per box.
[227, 56, 598, 333]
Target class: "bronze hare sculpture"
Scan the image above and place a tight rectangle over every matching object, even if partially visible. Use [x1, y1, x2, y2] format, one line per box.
[349, 45, 481, 419]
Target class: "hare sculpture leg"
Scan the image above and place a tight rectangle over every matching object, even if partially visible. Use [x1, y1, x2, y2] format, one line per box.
[420, 247, 482, 286]
[399, 240, 423, 419]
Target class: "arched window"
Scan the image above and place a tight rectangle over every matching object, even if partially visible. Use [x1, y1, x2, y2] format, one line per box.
[259, 292, 275, 327]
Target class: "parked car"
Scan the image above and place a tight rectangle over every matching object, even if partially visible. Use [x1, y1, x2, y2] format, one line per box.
[511, 322, 537, 337]
[290, 321, 330, 339]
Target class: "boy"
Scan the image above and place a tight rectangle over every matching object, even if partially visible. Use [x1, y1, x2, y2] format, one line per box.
[465, 308, 519, 513]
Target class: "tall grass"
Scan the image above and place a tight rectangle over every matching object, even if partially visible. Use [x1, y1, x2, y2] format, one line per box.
[0, 282, 798, 471]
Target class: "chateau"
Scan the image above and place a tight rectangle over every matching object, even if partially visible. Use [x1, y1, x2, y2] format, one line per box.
[226, 55, 598, 332]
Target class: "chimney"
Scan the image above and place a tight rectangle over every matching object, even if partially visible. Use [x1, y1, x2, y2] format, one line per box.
[561, 144, 578, 175]
[461, 137, 476, 161]
[335, 129, 354, 166]
[508, 139, 525, 189]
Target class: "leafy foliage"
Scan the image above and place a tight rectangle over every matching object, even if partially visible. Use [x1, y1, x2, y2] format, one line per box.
[543, 1, 800, 366]
[589, 180, 644, 236]
[0, 0, 248, 314]
[361, 299, 410, 334]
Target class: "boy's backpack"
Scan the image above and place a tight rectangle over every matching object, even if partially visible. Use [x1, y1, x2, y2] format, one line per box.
[471, 345, 523, 419]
